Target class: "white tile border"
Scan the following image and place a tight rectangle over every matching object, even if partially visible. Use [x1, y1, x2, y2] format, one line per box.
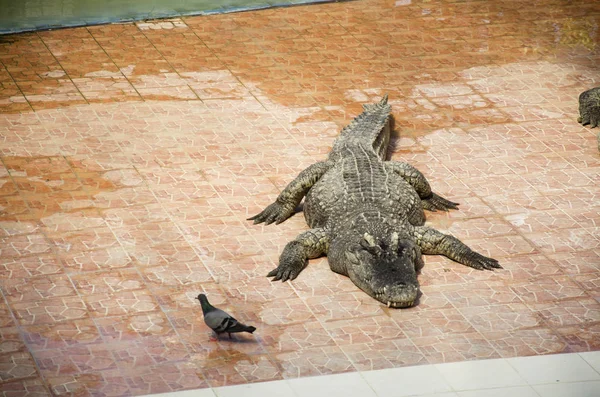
[138, 352, 600, 397]
[435, 357, 526, 391]
[507, 352, 600, 385]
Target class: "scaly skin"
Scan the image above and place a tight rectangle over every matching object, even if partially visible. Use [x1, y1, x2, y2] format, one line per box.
[249, 95, 500, 308]
[577, 87, 600, 151]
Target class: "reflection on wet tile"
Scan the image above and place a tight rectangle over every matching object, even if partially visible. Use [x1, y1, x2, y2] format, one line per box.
[1, 0, 600, 394]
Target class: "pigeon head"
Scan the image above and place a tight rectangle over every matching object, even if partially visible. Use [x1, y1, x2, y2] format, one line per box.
[196, 293, 214, 314]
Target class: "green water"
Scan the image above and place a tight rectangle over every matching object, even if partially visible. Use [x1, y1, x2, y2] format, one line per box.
[0, 0, 332, 34]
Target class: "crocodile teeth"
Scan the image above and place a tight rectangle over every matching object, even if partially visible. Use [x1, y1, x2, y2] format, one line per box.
[387, 301, 392, 308]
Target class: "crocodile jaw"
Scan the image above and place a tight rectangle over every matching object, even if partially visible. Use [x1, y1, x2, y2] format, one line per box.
[349, 269, 419, 309]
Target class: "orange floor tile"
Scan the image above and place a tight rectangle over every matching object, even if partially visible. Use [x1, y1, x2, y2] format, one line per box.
[0, 0, 599, 395]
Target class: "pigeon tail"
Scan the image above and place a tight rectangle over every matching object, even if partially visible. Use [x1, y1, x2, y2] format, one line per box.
[225, 322, 256, 334]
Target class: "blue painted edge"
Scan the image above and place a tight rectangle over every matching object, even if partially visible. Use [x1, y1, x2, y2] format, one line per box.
[0, 0, 353, 35]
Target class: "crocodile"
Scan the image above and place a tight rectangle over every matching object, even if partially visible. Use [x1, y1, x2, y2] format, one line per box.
[577, 87, 600, 151]
[249, 95, 500, 308]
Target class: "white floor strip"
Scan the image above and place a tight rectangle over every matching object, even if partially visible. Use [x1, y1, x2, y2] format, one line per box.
[140, 351, 600, 397]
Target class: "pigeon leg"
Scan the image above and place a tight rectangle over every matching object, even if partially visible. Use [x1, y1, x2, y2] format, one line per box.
[268, 228, 329, 282]
[248, 160, 333, 225]
[385, 161, 459, 212]
[228, 333, 232, 339]
[412, 226, 501, 271]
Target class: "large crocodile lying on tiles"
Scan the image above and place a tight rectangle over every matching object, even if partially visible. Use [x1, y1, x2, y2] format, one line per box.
[249, 95, 500, 308]
[577, 86, 600, 151]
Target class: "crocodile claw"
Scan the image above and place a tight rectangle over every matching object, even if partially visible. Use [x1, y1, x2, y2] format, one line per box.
[267, 266, 301, 282]
[422, 193, 459, 212]
[267, 255, 306, 282]
[465, 251, 501, 271]
[248, 201, 294, 225]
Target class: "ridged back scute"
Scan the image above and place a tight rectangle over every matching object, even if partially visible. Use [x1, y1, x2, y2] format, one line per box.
[331, 95, 392, 160]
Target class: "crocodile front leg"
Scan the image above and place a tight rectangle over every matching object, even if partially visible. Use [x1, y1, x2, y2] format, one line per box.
[385, 161, 459, 212]
[249, 160, 333, 225]
[268, 228, 329, 282]
[412, 226, 501, 270]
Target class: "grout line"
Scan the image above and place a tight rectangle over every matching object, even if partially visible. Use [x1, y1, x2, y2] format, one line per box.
[85, 26, 146, 102]
[136, 20, 203, 102]
[35, 31, 90, 106]
[0, 62, 35, 113]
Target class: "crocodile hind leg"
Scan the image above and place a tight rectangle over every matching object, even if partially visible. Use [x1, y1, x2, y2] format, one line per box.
[249, 160, 333, 225]
[268, 228, 329, 282]
[385, 161, 459, 211]
[412, 226, 501, 270]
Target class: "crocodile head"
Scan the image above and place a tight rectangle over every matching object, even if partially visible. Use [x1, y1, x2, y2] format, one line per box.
[344, 232, 424, 308]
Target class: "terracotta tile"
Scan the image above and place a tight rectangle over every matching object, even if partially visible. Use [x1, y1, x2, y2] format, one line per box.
[259, 320, 334, 354]
[0, 233, 51, 258]
[0, 327, 26, 354]
[526, 227, 600, 254]
[275, 345, 354, 379]
[0, 299, 15, 328]
[0, 254, 63, 279]
[11, 296, 88, 325]
[45, 370, 129, 396]
[549, 250, 600, 275]
[391, 307, 475, 338]
[110, 336, 190, 370]
[71, 268, 145, 295]
[573, 273, 600, 298]
[59, 246, 134, 273]
[0, 377, 51, 396]
[1, 274, 77, 303]
[95, 311, 176, 342]
[123, 362, 208, 395]
[529, 298, 600, 327]
[35, 344, 118, 376]
[341, 338, 428, 371]
[199, 353, 281, 388]
[556, 323, 600, 352]
[124, 240, 199, 267]
[47, 227, 119, 254]
[322, 315, 405, 345]
[486, 328, 568, 358]
[0, 351, 37, 383]
[414, 331, 500, 364]
[510, 275, 587, 303]
[505, 209, 578, 234]
[84, 290, 159, 317]
[22, 319, 101, 350]
[152, 283, 224, 312]
[459, 303, 541, 333]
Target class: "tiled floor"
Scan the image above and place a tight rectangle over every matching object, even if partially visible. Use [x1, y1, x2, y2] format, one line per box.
[190, 352, 600, 397]
[0, 0, 599, 396]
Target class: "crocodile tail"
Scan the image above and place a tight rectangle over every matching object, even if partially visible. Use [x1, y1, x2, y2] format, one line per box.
[333, 94, 393, 160]
[362, 94, 388, 112]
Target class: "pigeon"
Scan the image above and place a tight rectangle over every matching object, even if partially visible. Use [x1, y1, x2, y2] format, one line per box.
[196, 294, 256, 338]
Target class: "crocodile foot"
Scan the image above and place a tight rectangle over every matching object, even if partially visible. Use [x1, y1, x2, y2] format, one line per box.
[248, 201, 295, 225]
[463, 250, 502, 271]
[267, 259, 305, 282]
[422, 193, 459, 212]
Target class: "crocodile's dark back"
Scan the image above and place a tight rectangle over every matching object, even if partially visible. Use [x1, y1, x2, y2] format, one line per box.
[330, 95, 393, 161]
